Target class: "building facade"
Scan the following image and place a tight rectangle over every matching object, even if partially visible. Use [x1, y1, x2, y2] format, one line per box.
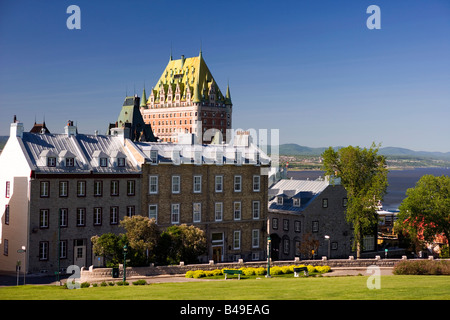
[140, 51, 232, 144]
[268, 177, 355, 260]
[0, 119, 141, 274]
[127, 139, 270, 263]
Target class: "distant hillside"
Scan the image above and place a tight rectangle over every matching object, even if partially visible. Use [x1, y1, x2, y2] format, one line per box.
[279, 143, 450, 160]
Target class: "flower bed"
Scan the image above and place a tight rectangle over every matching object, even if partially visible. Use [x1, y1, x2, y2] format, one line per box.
[185, 265, 331, 278]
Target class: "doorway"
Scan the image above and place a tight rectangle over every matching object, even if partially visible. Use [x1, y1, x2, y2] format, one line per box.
[73, 239, 86, 268]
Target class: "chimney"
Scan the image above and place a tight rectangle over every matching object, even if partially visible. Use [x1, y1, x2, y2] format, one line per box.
[10, 115, 24, 138]
[64, 120, 77, 137]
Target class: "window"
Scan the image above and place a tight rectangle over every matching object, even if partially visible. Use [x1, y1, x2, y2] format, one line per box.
[110, 207, 119, 225]
[5, 181, 10, 198]
[100, 157, 108, 167]
[272, 218, 278, 230]
[343, 198, 348, 207]
[294, 220, 301, 233]
[233, 230, 241, 250]
[171, 204, 180, 224]
[234, 175, 241, 192]
[39, 242, 49, 260]
[148, 204, 158, 222]
[149, 175, 158, 194]
[215, 175, 223, 193]
[277, 196, 283, 205]
[127, 180, 135, 196]
[126, 206, 135, 217]
[59, 181, 68, 197]
[252, 201, 260, 219]
[253, 175, 260, 192]
[293, 198, 301, 207]
[47, 157, 56, 167]
[3, 239, 8, 256]
[60, 240, 67, 259]
[283, 238, 290, 255]
[214, 202, 223, 221]
[117, 158, 125, 167]
[150, 150, 158, 164]
[94, 207, 102, 225]
[40, 209, 49, 228]
[94, 181, 103, 197]
[193, 175, 202, 193]
[322, 198, 328, 208]
[66, 158, 75, 167]
[77, 181, 86, 197]
[312, 221, 319, 233]
[76, 208, 86, 227]
[233, 202, 241, 220]
[283, 219, 289, 231]
[110, 181, 119, 196]
[252, 229, 260, 248]
[60, 208, 68, 227]
[193, 203, 201, 223]
[40, 181, 50, 198]
[172, 176, 180, 194]
[4, 205, 9, 225]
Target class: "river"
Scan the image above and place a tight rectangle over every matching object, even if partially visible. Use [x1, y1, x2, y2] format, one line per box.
[287, 167, 450, 211]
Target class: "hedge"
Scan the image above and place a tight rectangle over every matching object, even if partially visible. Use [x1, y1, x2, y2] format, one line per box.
[185, 265, 331, 278]
[393, 260, 450, 275]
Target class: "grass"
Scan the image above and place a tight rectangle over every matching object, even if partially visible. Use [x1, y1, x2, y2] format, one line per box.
[1, 275, 450, 300]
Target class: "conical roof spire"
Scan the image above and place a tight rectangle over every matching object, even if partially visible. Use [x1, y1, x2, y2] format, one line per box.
[140, 86, 147, 108]
[225, 82, 232, 104]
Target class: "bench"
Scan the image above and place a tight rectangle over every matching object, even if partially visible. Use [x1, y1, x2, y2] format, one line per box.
[224, 269, 243, 280]
[293, 267, 309, 277]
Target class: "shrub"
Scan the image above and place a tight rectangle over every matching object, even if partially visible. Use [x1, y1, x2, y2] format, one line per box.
[255, 267, 266, 276]
[270, 266, 283, 275]
[100, 281, 108, 287]
[212, 269, 223, 276]
[243, 268, 256, 276]
[393, 260, 450, 275]
[108, 282, 115, 286]
[185, 270, 195, 278]
[281, 266, 292, 274]
[80, 282, 90, 288]
[316, 266, 331, 273]
[133, 279, 147, 285]
[193, 270, 206, 278]
[307, 265, 316, 274]
[116, 281, 129, 286]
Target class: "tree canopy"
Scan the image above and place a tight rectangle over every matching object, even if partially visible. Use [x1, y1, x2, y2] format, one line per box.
[396, 174, 450, 251]
[322, 143, 388, 258]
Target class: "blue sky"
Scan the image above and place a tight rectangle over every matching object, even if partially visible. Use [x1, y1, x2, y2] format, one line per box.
[1, 0, 449, 152]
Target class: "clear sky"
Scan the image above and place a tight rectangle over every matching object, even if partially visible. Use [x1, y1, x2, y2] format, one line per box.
[1, 0, 449, 152]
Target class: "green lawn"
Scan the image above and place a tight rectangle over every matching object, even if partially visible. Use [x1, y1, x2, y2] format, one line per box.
[1, 275, 450, 300]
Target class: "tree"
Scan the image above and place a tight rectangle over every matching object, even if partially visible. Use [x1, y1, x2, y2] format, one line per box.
[120, 216, 160, 264]
[91, 233, 126, 267]
[395, 174, 450, 252]
[322, 143, 388, 258]
[155, 224, 207, 265]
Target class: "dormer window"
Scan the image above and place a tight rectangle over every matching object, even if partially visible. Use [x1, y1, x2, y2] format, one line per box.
[47, 157, 56, 167]
[293, 198, 301, 207]
[150, 150, 158, 164]
[66, 158, 75, 167]
[100, 157, 108, 167]
[117, 158, 125, 167]
[277, 196, 284, 205]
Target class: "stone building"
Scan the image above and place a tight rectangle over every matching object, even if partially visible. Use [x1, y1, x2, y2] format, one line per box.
[268, 177, 355, 260]
[126, 136, 270, 263]
[0, 118, 141, 274]
[140, 51, 232, 144]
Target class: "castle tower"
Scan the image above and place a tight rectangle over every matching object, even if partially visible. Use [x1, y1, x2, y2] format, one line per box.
[140, 51, 232, 143]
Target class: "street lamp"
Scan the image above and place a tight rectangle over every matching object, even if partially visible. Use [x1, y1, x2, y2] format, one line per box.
[266, 236, 271, 278]
[324, 235, 330, 260]
[123, 244, 128, 283]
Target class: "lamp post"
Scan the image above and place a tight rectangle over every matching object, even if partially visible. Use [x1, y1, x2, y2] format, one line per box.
[123, 244, 128, 283]
[266, 236, 271, 278]
[324, 235, 330, 260]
